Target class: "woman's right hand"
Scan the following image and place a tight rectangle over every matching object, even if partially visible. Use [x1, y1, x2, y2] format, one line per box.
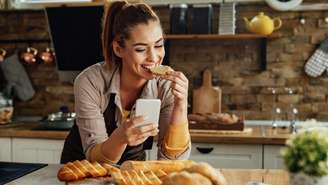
[117, 116, 159, 146]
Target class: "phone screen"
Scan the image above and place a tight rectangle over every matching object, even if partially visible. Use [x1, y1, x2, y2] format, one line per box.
[135, 99, 161, 127]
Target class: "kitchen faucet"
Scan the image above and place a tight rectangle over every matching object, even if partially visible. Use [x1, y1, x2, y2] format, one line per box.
[289, 107, 298, 133]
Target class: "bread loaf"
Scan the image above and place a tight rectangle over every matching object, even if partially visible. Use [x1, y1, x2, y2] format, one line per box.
[120, 160, 196, 173]
[57, 160, 108, 181]
[185, 162, 227, 185]
[111, 169, 162, 185]
[162, 171, 212, 185]
[58, 160, 227, 185]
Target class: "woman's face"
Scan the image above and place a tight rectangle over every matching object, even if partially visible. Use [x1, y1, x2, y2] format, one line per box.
[115, 20, 165, 80]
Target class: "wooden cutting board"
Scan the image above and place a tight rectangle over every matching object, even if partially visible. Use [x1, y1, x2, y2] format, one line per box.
[192, 69, 222, 114]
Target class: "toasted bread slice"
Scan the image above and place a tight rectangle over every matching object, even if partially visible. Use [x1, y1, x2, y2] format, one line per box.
[150, 65, 173, 75]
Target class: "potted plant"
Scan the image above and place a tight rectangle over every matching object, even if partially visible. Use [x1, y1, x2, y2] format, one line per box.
[281, 127, 328, 185]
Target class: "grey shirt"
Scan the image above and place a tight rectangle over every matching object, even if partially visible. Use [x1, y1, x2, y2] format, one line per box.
[74, 62, 191, 160]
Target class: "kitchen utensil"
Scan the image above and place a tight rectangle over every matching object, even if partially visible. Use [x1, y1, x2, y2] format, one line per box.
[244, 12, 282, 35]
[38, 112, 75, 130]
[219, 2, 236, 35]
[39, 47, 55, 64]
[0, 92, 13, 124]
[21, 47, 38, 64]
[192, 69, 221, 114]
[0, 48, 6, 62]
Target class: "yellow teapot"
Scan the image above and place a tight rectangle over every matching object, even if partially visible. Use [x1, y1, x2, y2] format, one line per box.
[243, 12, 282, 35]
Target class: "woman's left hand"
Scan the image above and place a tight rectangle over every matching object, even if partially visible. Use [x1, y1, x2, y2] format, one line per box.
[161, 71, 189, 107]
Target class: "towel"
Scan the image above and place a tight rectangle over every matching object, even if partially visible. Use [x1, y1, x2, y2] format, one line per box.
[0, 53, 35, 101]
[304, 39, 328, 77]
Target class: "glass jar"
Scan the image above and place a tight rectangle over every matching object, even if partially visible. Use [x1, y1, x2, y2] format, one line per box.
[0, 0, 8, 9]
[0, 92, 13, 124]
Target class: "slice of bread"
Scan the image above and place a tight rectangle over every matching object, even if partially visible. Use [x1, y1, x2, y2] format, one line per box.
[150, 65, 173, 75]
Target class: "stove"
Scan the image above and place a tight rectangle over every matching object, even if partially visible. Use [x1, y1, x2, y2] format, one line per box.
[0, 162, 47, 184]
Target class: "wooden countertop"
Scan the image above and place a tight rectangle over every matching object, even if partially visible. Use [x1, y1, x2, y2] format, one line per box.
[0, 122, 290, 145]
[8, 164, 289, 185]
[0, 122, 68, 140]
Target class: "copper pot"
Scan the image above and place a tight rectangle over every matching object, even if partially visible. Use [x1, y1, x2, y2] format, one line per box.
[21, 47, 38, 64]
[0, 48, 6, 63]
[39, 48, 55, 64]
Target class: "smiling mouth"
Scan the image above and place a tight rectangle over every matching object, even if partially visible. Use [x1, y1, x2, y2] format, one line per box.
[141, 64, 157, 72]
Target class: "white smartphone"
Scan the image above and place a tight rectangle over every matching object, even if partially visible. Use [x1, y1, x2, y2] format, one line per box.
[135, 99, 161, 127]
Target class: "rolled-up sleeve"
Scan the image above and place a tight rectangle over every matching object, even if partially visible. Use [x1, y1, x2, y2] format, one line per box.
[157, 80, 191, 160]
[74, 74, 108, 155]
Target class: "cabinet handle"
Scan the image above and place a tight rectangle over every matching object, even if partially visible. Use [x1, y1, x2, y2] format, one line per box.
[196, 147, 213, 154]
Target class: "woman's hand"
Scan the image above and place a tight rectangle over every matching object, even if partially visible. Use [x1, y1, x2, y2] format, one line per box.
[162, 71, 189, 107]
[116, 116, 159, 146]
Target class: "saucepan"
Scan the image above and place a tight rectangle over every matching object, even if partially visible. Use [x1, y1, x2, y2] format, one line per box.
[38, 112, 75, 130]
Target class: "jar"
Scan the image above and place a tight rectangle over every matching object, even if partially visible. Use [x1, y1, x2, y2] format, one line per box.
[0, 92, 13, 124]
[0, 0, 7, 9]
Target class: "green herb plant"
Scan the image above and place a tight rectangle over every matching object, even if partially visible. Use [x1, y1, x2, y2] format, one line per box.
[281, 128, 328, 176]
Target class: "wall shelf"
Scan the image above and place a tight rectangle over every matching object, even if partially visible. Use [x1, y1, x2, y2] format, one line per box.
[163, 33, 281, 71]
[164, 34, 280, 40]
[0, 39, 51, 44]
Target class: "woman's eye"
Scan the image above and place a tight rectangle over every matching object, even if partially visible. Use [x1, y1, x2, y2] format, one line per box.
[135, 48, 146, 52]
[155, 45, 163, 48]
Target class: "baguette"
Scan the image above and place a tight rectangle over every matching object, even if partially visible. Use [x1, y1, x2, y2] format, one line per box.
[57, 160, 107, 181]
[121, 160, 196, 174]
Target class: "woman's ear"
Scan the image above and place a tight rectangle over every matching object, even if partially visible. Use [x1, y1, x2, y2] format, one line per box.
[112, 41, 122, 58]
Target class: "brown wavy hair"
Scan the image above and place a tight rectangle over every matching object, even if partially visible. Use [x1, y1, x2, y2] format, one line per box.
[102, 0, 160, 68]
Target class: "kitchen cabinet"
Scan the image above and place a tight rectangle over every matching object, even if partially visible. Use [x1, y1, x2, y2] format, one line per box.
[1, 137, 285, 167]
[190, 143, 262, 169]
[0, 137, 11, 162]
[12, 138, 64, 164]
[263, 145, 285, 169]
[148, 141, 262, 169]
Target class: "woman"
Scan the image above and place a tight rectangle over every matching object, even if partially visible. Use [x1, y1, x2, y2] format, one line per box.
[61, 0, 191, 164]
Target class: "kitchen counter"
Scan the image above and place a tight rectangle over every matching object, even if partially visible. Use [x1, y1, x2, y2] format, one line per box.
[0, 122, 291, 145]
[7, 164, 289, 185]
[7, 165, 63, 185]
[0, 122, 68, 140]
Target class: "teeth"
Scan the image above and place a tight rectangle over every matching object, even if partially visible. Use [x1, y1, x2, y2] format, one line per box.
[141, 64, 156, 69]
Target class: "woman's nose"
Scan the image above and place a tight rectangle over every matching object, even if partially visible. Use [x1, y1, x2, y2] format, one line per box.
[147, 49, 158, 63]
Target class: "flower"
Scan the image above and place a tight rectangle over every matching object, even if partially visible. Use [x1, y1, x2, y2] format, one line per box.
[281, 127, 328, 176]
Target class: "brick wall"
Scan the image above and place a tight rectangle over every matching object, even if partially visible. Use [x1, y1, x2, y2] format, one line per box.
[0, 0, 328, 121]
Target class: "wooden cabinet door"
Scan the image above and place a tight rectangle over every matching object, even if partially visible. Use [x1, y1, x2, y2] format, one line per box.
[263, 145, 284, 169]
[263, 145, 285, 169]
[12, 138, 64, 164]
[190, 143, 262, 169]
[0, 137, 11, 162]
